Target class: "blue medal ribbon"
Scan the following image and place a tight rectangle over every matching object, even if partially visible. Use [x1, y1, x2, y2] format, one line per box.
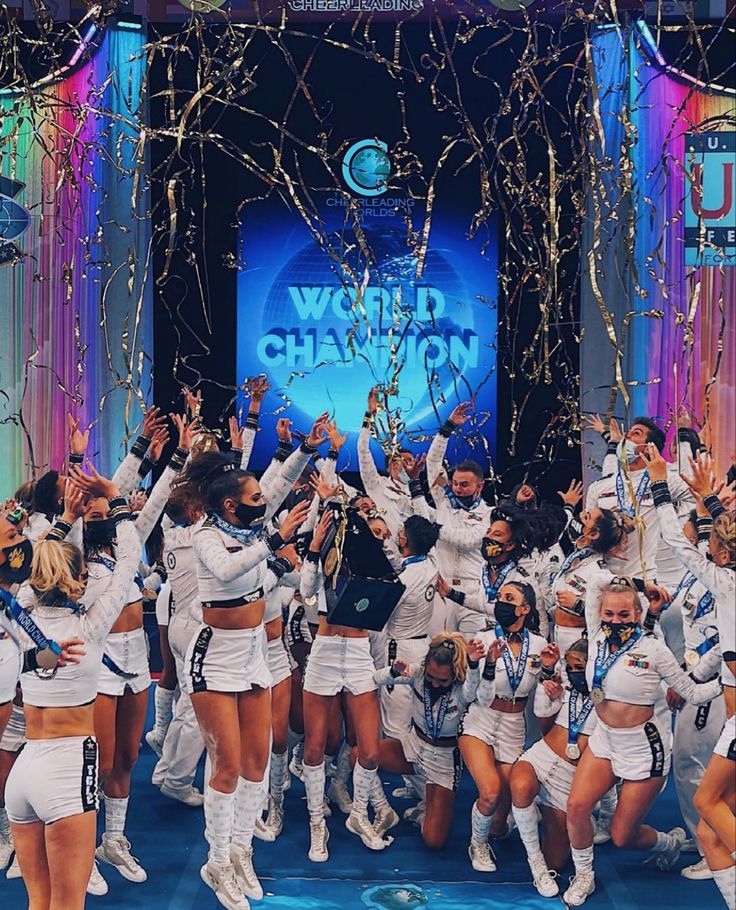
[567, 688, 595, 755]
[592, 628, 643, 695]
[615, 469, 650, 517]
[483, 560, 518, 601]
[695, 625, 719, 657]
[210, 512, 263, 545]
[422, 682, 450, 742]
[90, 553, 145, 596]
[442, 485, 482, 512]
[0, 588, 61, 658]
[495, 624, 530, 698]
[553, 547, 594, 585]
[401, 554, 428, 570]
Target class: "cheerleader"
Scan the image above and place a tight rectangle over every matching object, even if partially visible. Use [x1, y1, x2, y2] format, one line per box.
[76, 416, 192, 884]
[457, 581, 550, 871]
[510, 638, 597, 897]
[548, 508, 635, 658]
[5, 476, 138, 910]
[298, 508, 391, 863]
[177, 415, 326, 910]
[563, 572, 722, 906]
[645, 448, 736, 907]
[373, 632, 487, 849]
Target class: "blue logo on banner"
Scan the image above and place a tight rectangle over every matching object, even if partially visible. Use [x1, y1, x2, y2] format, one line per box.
[342, 139, 391, 197]
[684, 132, 736, 267]
[0, 176, 30, 266]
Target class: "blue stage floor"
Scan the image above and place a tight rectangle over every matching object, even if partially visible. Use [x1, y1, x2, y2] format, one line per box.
[0, 691, 725, 910]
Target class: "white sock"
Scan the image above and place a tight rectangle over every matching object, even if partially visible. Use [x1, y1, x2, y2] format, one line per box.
[352, 763, 377, 815]
[204, 786, 235, 866]
[153, 685, 175, 740]
[471, 801, 492, 845]
[302, 762, 326, 824]
[270, 751, 288, 802]
[0, 807, 9, 839]
[713, 866, 736, 908]
[651, 830, 677, 854]
[232, 777, 265, 850]
[335, 741, 352, 785]
[512, 803, 543, 863]
[292, 740, 304, 765]
[104, 794, 128, 838]
[571, 844, 594, 874]
[370, 774, 390, 812]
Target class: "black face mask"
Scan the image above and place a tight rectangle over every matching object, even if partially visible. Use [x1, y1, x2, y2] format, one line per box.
[494, 601, 523, 631]
[600, 620, 639, 646]
[0, 539, 34, 584]
[567, 668, 589, 696]
[428, 682, 453, 701]
[85, 518, 116, 549]
[481, 537, 506, 561]
[456, 493, 478, 508]
[234, 502, 267, 529]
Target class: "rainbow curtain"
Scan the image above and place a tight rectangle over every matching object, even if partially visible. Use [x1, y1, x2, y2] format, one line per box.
[0, 24, 151, 493]
[581, 23, 736, 480]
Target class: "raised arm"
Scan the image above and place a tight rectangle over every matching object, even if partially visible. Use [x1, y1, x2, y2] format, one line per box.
[426, 401, 472, 486]
[86, 504, 140, 639]
[653, 638, 722, 705]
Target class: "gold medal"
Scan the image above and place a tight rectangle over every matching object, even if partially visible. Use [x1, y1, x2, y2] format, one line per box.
[684, 649, 700, 668]
[304, 595, 318, 608]
[591, 687, 605, 704]
[566, 743, 581, 761]
[324, 547, 339, 577]
[36, 647, 59, 671]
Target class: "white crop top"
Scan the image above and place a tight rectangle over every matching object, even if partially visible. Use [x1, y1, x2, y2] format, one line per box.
[163, 522, 202, 623]
[18, 520, 139, 708]
[374, 664, 480, 739]
[473, 627, 548, 707]
[534, 682, 598, 737]
[583, 572, 722, 707]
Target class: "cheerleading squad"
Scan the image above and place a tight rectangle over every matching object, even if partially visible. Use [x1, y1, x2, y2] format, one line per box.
[0, 383, 734, 910]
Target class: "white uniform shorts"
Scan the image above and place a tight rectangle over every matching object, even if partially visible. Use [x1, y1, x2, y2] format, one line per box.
[380, 636, 429, 739]
[554, 623, 587, 659]
[6, 735, 98, 825]
[0, 703, 25, 753]
[402, 725, 462, 792]
[267, 636, 292, 688]
[518, 737, 575, 813]
[714, 714, 736, 761]
[185, 623, 272, 695]
[155, 582, 173, 627]
[303, 635, 377, 697]
[0, 636, 22, 704]
[459, 703, 527, 765]
[588, 715, 670, 780]
[97, 627, 151, 696]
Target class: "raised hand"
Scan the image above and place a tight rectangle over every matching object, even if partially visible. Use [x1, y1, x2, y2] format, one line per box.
[684, 451, 717, 499]
[309, 471, 339, 501]
[557, 479, 584, 508]
[466, 638, 486, 664]
[229, 416, 245, 450]
[486, 638, 508, 663]
[449, 401, 473, 427]
[279, 500, 312, 542]
[367, 387, 381, 415]
[542, 678, 564, 700]
[640, 442, 668, 483]
[585, 413, 606, 435]
[148, 426, 170, 462]
[248, 376, 270, 406]
[309, 508, 334, 551]
[306, 412, 331, 449]
[405, 453, 426, 481]
[183, 387, 203, 417]
[67, 413, 90, 456]
[142, 406, 168, 439]
[69, 464, 119, 501]
[276, 418, 293, 444]
[61, 479, 89, 523]
[644, 583, 672, 614]
[327, 420, 348, 452]
[608, 418, 623, 442]
[171, 414, 200, 451]
[128, 490, 148, 514]
[392, 658, 411, 678]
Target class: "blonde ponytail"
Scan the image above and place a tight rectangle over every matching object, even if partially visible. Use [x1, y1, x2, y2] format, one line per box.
[30, 540, 85, 605]
[424, 630, 469, 683]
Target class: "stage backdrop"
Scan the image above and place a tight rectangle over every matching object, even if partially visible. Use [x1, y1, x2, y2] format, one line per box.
[581, 22, 736, 479]
[0, 24, 151, 490]
[237, 151, 498, 471]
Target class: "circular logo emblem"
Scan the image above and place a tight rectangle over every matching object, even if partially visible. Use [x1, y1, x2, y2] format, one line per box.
[355, 597, 370, 613]
[424, 584, 435, 602]
[342, 139, 391, 197]
[166, 552, 176, 570]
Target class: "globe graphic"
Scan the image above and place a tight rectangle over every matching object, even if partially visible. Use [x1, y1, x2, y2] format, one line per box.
[349, 146, 391, 194]
[256, 226, 478, 438]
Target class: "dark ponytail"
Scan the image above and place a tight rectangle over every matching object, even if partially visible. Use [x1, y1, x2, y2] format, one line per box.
[173, 451, 253, 514]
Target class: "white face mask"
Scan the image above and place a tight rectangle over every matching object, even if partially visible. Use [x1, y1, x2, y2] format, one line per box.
[398, 469, 410, 485]
[616, 439, 640, 465]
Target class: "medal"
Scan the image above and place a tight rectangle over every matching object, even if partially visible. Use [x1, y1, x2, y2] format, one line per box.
[591, 687, 605, 704]
[304, 595, 318, 608]
[36, 647, 60, 670]
[566, 688, 594, 761]
[684, 649, 699, 668]
[566, 743, 581, 760]
[324, 548, 339, 576]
